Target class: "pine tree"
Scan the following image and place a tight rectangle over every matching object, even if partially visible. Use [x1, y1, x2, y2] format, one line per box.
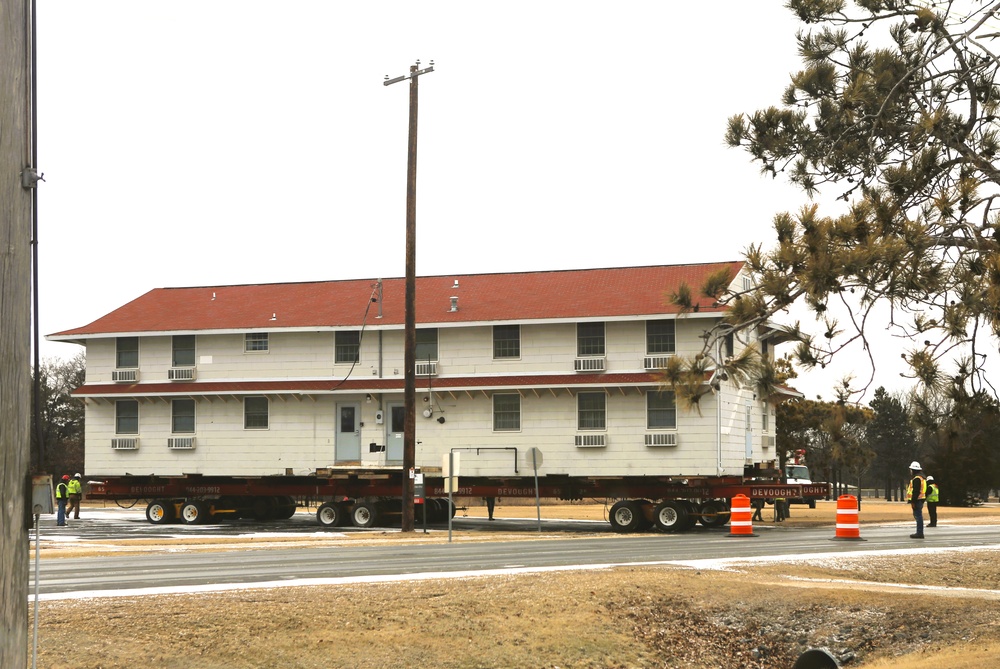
[676, 1, 1000, 401]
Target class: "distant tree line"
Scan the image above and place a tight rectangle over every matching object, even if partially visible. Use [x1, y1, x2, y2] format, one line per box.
[33, 353, 85, 478]
[777, 383, 1000, 506]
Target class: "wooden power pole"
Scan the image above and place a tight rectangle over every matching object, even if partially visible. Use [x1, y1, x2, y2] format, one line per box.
[384, 60, 433, 533]
[1, 0, 36, 663]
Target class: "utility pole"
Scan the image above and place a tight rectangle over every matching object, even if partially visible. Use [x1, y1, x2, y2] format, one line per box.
[384, 59, 433, 532]
[2, 0, 36, 664]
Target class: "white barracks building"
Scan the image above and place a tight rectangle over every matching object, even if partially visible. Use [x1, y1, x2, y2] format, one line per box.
[48, 263, 785, 480]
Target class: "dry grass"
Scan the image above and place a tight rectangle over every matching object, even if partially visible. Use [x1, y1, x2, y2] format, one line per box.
[27, 500, 1000, 668]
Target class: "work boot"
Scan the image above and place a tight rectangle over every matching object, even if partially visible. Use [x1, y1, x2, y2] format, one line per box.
[910, 533, 924, 539]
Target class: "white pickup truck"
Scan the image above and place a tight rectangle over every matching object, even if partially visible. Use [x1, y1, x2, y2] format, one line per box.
[785, 464, 819, 508]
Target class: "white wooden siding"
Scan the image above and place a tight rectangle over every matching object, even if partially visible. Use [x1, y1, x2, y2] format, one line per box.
[80, 277, 783, 479]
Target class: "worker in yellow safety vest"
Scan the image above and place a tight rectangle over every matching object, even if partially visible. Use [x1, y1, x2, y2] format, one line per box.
[925, 475, 940, 528]
[906, 461, 927, 539]
[55, 475, 70, 527]
[67, 473, 83, 520]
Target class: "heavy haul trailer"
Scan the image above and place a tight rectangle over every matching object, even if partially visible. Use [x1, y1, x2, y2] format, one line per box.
[87, 468, 829, 533]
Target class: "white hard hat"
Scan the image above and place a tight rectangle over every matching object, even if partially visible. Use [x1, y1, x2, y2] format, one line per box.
[926, 476, 934, 481]
[909, 461, 922, 470]
[74, 473, 81, 478]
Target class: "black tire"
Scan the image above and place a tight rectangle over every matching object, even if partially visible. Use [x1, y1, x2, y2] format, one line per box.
[808, 499, 817, 509]
[635, 500, 654, 531]
[276, 496, 297, 519]
[652, 500, 689, 533]
[146, 499, 176, 525]
[680, 501, 700, 530]
[316, 501, 346, 527]
[609, 500, 644, 533]
[180, 499, 209, 525]
[250, 496, 277, 521]
[351, 501, 380, 528]
[424, 498, 441, 522]
[698, 500, 731, 528]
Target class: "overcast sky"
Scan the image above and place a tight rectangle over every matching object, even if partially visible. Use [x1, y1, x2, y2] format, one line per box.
[34, 1, 913, 400]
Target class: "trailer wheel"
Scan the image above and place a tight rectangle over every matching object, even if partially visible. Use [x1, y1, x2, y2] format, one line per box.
[698, 500, 731, 528]
[808, 499, 817, 509]
[180, 499, 209, 525]
[316, 502, 346, 527]
[441, 498, 456, 520]
[652, 501, 689, 533]
[145, 499, 176, 525]
[609, 500, 644, 533]
[276, 496, 297, 519]
[250, 496, 277, 521]
[351, 501, 380, 528]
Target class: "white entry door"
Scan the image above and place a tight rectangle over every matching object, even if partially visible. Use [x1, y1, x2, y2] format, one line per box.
[336, 403, 361, 462]
[386, 403, 405, 464]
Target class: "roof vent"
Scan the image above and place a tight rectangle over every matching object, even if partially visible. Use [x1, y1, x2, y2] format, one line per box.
[449, 296, 458, 312]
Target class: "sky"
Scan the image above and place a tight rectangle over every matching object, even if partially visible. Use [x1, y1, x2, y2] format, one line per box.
[33, 1, 912, 400]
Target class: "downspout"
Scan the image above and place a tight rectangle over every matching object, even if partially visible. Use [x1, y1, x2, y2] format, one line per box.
[376, 279, 383, 378]
[716, 339, 723, 476]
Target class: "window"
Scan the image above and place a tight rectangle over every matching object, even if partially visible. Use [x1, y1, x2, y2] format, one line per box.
[646, 320, 675, 354]
[116, 337, 139, 368]
[335, 331, 360, 363]
[493, 393, 521, 431]
[245, 332, 269, 352]
[577, 392, 606, 430]
[762, 404, 769, 432]
[244, 396, 269, 429]
[172, 399, 195, 433]
[415, 328, 438, 362]
[761, 337, 769, 357]
[115, 400, 139, 434]
[646, 391, 677, 429]
[493, 325, 520, 359]
[172, 335, 196, 367]
[724, 332, 735, 359]
[577, 322, 605, 356]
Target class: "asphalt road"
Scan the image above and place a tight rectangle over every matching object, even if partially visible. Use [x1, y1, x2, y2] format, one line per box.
[27, 510, 1000, 598]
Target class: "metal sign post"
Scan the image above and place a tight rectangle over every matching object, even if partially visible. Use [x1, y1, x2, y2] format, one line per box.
[443, 451, 459, 542]
[528, 447, 543, 532]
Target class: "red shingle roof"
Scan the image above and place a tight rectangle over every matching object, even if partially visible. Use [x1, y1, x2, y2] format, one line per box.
[49, 262, 744, 337]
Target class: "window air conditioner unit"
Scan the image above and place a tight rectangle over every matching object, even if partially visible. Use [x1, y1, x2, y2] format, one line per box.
[575, 434, 606, 448]
[168, 437, 195, 450]
[415, 361, 437, 376]
[168, 367, 196, 381]
[645, 433, 678, 447]
[643, 355, 672, 370]
[763, 435, 775, 449]
[111, 438, 139, 450]
[574, 357, 606, 372]
[112, 369, 139, 383]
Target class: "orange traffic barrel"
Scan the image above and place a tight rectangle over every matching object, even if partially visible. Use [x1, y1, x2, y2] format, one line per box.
[831, 494, 865, 541]
[728, 494, 756, 537]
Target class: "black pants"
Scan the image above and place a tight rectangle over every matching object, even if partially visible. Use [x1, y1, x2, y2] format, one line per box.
[927, 502, 937, 526]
